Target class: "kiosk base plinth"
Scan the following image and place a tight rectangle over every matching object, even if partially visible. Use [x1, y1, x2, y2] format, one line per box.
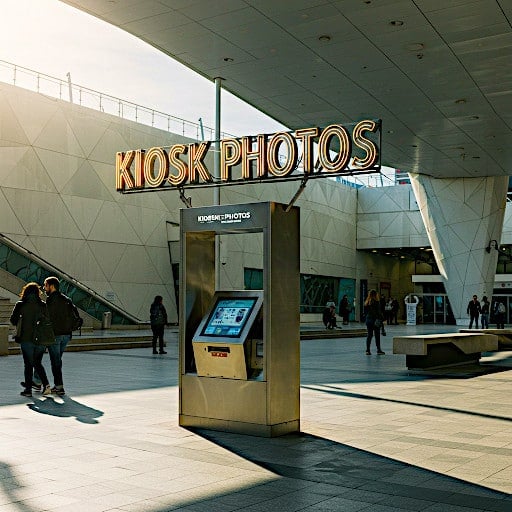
[179, 415, 299, 438]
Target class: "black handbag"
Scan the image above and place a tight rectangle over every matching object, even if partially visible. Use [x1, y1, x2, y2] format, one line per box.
[34, 304, 55, 346]
[15, 314, 23, 341]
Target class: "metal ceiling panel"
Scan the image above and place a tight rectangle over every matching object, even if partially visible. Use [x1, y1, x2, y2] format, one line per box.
[59, 0, 512, 179]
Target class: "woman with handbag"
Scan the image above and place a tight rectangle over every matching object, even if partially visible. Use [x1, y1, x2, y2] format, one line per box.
[363, 289, 385, 356]
[10, 282, 52, 397]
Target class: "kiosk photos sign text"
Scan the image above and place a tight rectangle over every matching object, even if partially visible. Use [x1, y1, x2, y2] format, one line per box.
[116, 120, 381, 193]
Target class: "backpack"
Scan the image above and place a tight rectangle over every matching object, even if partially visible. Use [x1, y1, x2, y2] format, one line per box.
[150, 304, 165, 326]
[64, 296, 83, 331]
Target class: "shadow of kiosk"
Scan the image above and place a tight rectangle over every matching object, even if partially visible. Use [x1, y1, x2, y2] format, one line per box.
[179, 201, 300, 437]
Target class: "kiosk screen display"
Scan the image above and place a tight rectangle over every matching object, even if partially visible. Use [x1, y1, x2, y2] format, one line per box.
[201, 298, 258, 337]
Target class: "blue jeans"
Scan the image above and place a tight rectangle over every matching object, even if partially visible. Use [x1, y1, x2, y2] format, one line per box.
[34, 334, 71, 387]
[21, 341, 49, 390]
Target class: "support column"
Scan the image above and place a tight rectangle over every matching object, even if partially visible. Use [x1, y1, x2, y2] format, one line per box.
[409, 174, 508, 325]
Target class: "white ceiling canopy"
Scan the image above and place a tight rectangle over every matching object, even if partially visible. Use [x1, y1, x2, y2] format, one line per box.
[60, 0, 512, 179]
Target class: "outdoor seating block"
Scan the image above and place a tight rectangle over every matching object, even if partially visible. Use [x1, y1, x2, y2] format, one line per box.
[393, 332, 498, 369]
[459, 329, 512, 350]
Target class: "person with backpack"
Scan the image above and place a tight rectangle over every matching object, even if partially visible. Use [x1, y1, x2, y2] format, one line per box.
[150, 296, 167, 354]
[39, 276, 81, 395]
[494, 300, 506, 329]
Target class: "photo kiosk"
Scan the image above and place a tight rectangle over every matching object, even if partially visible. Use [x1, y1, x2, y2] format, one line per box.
[179, 202, 300, 437]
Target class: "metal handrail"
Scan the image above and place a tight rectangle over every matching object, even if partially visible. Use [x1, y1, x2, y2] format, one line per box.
[0, 59, 234, 141]
[0, 233, 141, 324]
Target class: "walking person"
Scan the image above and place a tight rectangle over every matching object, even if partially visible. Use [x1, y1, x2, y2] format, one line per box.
[10, 282, 52, 397]
[364, 289, 385, 355]
[467, 295, 481, 328]
[480, 296, 490, 329]
[41, 276, 80, 396]
[150, 296, 167, 354]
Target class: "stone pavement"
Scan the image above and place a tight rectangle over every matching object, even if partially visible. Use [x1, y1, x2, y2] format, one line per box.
[0, 323, 511, 511]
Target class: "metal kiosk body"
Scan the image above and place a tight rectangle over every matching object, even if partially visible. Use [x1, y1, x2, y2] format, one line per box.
[179, 201, 300, 437]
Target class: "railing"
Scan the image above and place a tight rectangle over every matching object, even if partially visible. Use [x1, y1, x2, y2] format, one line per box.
[0, 59, 233, 141]
[0, 233, 139, 325]
[0, 59, 405, 189]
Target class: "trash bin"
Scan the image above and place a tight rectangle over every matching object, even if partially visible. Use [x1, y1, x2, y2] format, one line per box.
[102, 311, 112, 329]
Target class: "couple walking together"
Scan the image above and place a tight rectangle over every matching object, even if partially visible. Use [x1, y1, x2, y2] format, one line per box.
[10, 277, 81, 398]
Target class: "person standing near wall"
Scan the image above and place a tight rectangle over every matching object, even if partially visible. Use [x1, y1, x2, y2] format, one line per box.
[364, 289, 385, 356]
[467, 295, 481, 328]
[150, 296, 167, 354]
[494, 300, 506, 329]
[480, 296, 490, 329]
[339, 295, 351, 325]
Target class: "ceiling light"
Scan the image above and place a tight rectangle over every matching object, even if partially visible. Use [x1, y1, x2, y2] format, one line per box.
[407, 43, 424, 51]
[390, 20, 404, 26]
[318, 35, 331, 42]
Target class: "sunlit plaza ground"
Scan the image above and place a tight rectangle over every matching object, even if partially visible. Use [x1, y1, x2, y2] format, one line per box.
[1, 323, 511, 511]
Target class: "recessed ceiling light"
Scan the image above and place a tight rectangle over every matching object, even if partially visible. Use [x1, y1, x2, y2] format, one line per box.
[407, 43, 424, 51]
[390, 20, 404, 26]
[223, 57, 234, 62]
[318, 35, 331, 42]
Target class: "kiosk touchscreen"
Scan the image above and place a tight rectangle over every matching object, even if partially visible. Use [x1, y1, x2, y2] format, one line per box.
[192, 291, 263, 380]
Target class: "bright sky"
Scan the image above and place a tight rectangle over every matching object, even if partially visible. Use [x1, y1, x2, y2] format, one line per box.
[0, 0, 286, 137]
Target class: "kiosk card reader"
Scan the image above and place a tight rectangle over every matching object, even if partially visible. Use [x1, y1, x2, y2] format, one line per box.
[192, 291, 263, 380]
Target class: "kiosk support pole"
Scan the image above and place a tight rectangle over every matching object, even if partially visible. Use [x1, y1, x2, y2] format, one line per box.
[214, 77, 222, 289]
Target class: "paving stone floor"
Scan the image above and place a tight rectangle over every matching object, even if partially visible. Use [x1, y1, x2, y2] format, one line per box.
[0, 323, 511, 511]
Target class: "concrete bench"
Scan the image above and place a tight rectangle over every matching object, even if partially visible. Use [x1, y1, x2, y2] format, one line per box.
[459, 329, 512, 350]
[393, 332, 498, 369]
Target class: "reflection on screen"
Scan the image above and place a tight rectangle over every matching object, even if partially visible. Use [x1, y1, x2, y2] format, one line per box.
[202, 298, 257, 337]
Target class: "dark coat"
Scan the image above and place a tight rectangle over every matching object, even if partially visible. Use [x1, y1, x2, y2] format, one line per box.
[364, 299, 383, 323]
[46, 291, 73, 335]
[10, 294, 45, 343]
[150, 302, 167, 327]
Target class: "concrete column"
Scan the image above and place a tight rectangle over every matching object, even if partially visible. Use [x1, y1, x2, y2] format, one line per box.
[410, 174, 508, 325]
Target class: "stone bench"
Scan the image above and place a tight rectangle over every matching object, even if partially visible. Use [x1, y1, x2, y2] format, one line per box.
[393, 332, 498, 369]
[459, 329, 512, 350]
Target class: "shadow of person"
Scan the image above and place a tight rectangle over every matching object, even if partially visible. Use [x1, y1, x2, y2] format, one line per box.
[28, 395, 104, 424]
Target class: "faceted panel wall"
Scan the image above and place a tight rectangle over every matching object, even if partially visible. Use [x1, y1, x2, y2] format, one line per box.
[410, 173, 508, 323]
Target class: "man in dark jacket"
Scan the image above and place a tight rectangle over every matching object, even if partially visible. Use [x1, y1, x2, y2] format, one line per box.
[467, 294, 481, 329]
[42, 276, 75, 395]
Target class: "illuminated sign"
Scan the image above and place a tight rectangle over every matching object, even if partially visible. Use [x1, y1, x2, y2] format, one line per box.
[116, 120, 380, 193]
